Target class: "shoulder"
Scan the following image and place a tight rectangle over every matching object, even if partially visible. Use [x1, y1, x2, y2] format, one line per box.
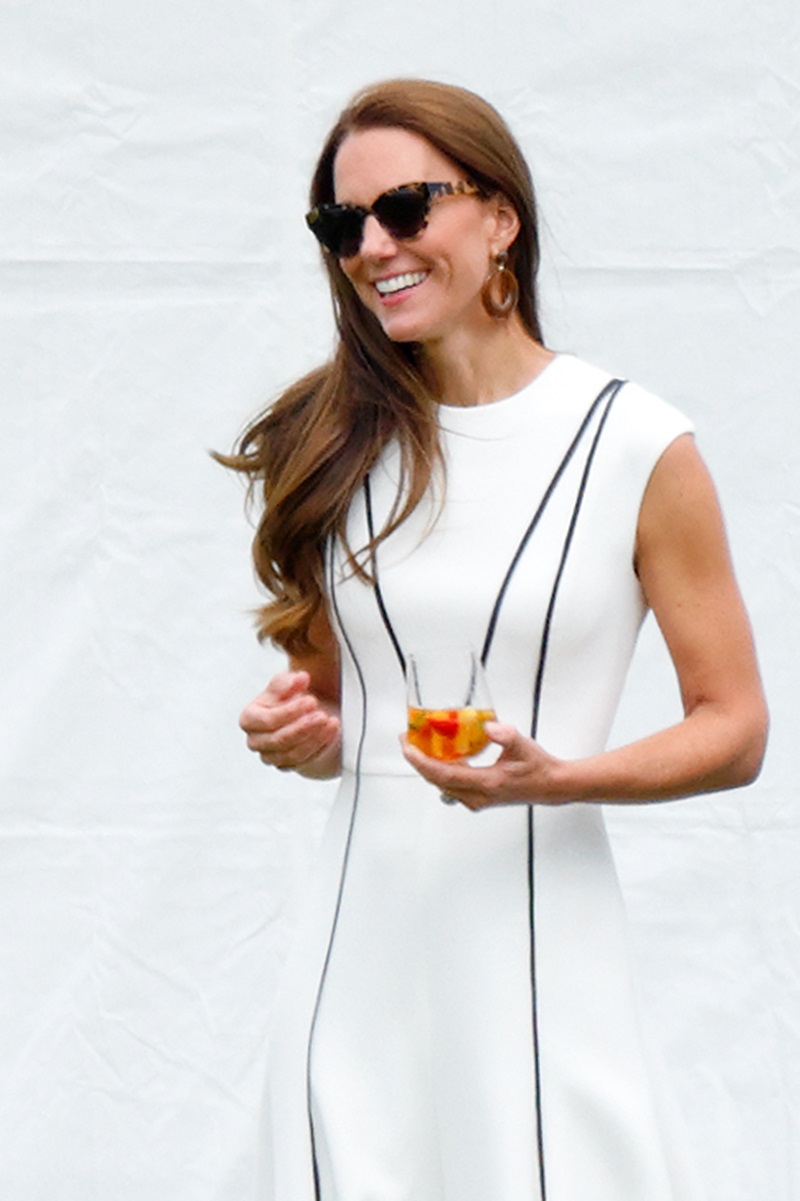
[610, 378, 694, 454]
[534, 358, 698, 532]
[637, 435, 723, 561]
[552, 356, 693, 450]
[568, 363, 697, 500]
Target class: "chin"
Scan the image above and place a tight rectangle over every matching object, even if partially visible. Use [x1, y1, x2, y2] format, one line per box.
[383, 327, 423, 345]
[377, 306, 446, 345]
[377, 316, 427, 344]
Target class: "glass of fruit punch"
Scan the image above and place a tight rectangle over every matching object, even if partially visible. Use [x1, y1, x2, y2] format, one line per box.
[406, 649, 496, 762]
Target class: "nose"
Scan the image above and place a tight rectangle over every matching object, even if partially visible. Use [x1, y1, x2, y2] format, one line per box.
[357, 213, 397, 259]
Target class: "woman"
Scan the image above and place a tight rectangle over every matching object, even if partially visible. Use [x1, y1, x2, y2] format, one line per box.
[225, 80, 767, 1201]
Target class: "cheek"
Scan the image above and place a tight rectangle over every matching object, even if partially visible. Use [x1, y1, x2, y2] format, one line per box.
[445, 246, 491, 294]
[439, 227, 492, 278]
[339, 263, 371, 301]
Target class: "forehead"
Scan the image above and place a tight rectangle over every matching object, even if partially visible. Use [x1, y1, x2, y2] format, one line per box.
[333, 127, 462, 204]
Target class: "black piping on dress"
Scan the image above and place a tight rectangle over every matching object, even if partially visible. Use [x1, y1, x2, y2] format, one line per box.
[308, 378, 623, 1200]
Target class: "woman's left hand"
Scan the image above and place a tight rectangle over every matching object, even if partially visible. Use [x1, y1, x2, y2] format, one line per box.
[403, 438, 769, 811]
[400, 722, 567, 810]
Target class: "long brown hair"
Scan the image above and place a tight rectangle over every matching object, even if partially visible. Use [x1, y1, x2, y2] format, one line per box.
[219, 79, 544, 654]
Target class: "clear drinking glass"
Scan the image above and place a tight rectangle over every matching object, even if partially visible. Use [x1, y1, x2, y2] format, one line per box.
[406, 648, 496, 762]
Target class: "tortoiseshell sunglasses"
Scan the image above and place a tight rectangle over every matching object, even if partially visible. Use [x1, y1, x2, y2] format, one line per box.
[305, 180, 480, 259]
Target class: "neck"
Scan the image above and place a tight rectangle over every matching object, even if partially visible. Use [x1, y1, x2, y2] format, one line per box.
[419, 316, 554, 407]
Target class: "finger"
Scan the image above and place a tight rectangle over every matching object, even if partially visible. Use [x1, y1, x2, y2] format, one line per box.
[257, 718, 340, 770]
[484, 722, 523, 751]
[248, 709, 337, 758]
[270, 722, 340, 770]
[399, 736, 450, 783]
[255, 708, 340, 751]
[265, 670, 311, 701]
[400, 736, 481, 794]
[240, 690, 318, 735]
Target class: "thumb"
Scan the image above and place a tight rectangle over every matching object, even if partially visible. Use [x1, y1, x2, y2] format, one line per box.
[267, 670, 311, 701]
[485, 722, 527, 756]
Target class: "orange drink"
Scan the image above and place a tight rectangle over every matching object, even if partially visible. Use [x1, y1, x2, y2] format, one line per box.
[407, 705, 496, 761]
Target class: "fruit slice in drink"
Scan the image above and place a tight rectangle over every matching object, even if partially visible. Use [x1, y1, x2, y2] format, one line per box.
[407, 706, 496, 761]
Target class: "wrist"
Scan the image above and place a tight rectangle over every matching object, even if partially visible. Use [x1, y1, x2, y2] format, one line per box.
[295, 740, 342, 780]
[537, 751, 580, 804]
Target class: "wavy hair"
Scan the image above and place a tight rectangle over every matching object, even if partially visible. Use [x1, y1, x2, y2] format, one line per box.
[219, 79, 544, 653]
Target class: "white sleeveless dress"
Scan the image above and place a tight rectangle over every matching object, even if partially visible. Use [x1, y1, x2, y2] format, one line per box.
[262, 354, 706, 1201]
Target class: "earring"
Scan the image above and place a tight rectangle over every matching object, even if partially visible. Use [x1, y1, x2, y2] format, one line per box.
[480, 250, 519, 319]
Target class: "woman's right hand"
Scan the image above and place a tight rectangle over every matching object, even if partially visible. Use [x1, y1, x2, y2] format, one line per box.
[239, 670, 342, 778]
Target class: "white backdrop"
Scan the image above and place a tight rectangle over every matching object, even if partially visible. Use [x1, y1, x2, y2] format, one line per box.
[1, 1, 798, 1198]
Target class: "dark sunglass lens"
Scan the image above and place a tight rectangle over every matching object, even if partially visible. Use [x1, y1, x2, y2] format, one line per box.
[308, 208, 365, 257]
[335, 210, 367, 258]
[307, 185, 432, 257]
[373, 187, 429, 240]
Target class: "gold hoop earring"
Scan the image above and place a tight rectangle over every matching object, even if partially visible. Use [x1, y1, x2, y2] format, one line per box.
[480, 251, 519, 319]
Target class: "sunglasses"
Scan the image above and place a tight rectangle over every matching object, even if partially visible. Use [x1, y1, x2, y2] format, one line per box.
[305, 180, 480, 259]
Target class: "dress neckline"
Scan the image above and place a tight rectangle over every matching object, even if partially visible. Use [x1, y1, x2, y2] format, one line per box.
[436, 354, 593, 442]
[435, 352, 563, 415]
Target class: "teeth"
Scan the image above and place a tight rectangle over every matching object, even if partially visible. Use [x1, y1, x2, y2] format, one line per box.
[375, 271, 427, 295]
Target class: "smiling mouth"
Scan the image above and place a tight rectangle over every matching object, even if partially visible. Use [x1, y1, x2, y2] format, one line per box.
[374, 271, 428, 297]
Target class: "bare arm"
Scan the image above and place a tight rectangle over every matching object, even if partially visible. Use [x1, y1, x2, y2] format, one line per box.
[554, 434, 768, 800]
[402, 435, 768, 808]
[240, 607, 342, 779]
